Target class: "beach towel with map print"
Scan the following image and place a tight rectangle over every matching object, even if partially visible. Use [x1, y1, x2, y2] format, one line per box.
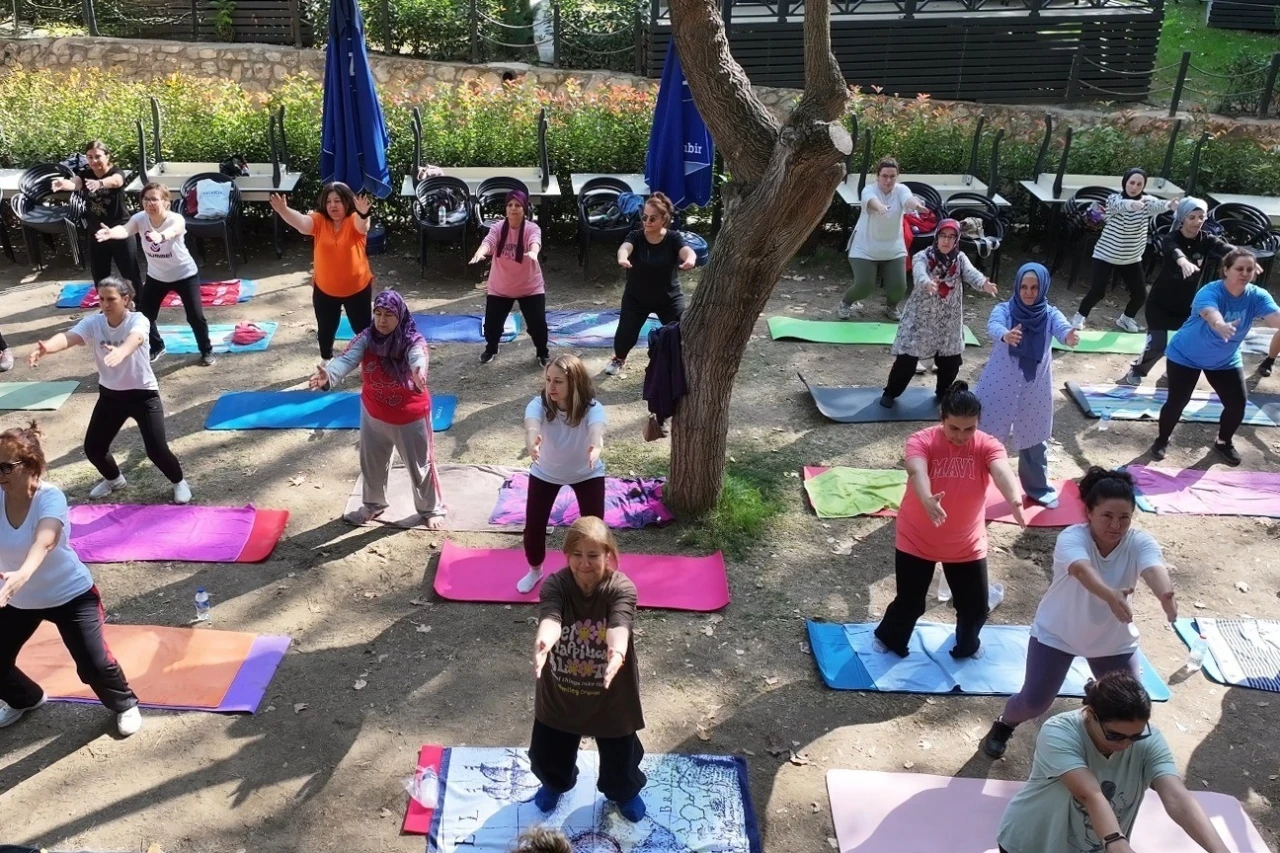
[488, 473, 673, 528]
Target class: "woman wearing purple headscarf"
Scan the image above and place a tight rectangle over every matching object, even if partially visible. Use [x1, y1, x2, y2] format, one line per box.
[470, 190, 550, 367]
[309, 290, 445, 528]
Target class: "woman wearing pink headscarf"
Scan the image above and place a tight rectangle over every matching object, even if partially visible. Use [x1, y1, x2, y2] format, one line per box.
[470, 190, 550, 367]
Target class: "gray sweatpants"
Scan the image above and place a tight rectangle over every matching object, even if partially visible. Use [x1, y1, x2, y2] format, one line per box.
[360, 408, 445, 519]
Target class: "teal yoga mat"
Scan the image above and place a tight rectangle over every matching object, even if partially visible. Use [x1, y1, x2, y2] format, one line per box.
[205, 391, 457, 431]
[0, 381, 79, 411]
[160, 322, 277, 354]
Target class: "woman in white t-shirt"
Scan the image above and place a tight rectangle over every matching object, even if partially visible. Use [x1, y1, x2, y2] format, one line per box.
[516, 354, 606, 594]
[0, 422, 141, 736]
[96, 181, 215, 367]
[28, 276, 192, 505]
[981, 467, 1176, 759]
[837, 157, 926, 321]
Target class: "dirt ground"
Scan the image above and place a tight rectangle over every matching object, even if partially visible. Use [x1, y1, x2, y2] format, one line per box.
[1, 223, 1278, 853]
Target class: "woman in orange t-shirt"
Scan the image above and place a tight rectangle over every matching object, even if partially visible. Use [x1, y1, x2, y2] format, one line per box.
[874, 381, 1026, 660]
[270, 183, 375, 362]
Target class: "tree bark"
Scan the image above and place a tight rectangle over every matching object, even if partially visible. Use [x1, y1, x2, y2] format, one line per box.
[665, 0, 851, 516]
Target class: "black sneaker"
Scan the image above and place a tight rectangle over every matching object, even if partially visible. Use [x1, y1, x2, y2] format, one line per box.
[537, 355, 550, 368]
[1261, 356, 1276, 378]
[199, 353, 217, 367]
[1213, 440, 1242, 467]
[982, 719, 1015, 759]
[1150, 437, 1169, 461]
[878, 393, 895, 409]
[150, 344, 166, 364]
[479, 349, 497, 364]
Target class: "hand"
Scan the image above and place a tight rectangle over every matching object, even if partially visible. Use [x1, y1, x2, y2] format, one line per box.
[469, 250, 486, 265]
[84, 178, 103, 193]
[1255, 263, 1265, 278]
[1107, 587, 1135, 623]
[308, 364, 330, 390]
[533, 636, 552, 679]
[411, 366, 429, 392]
[1064, 329, 1081, 348]
[1212, 318, 1238, 342]
[102, 344, 125, 368]
[982, 280, 999, 296]
[1009, 501, 1027, 529]
[353, 193, 372, 216]
[50, 178, 73, 192]
[602, 647, 625, 689]
[678, 256, 695, 270]
[922, 278, 939, 297]
[1159, 590, 1178, 622]
[268, 193, 287, 214]
[923, 491, 947, 527]
[29, 341, 48, 367]
[528, 434, 541, 463]
[618, 256, 632, 269]
[527, 249, 539, 264]
[0, 570, 32, 608]
[95, 225, 113, 243]
[1177, 258, 1200, 279]
[145, 230, 165, 245]
[1003, 324, 1024, 346]
[587, 444, 601, 467]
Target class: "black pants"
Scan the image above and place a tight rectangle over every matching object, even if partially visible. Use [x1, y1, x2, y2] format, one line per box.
[88, 230, 142, 292]
[529, 719, 647, 802]
[883, 353, 963, 401]
[1131, 328, 1170, 377]
[1158, 359, 1248, 444]
[0, 586, 137, 713]
[874, 549, 989, 658]
[524, 474, 606, 567]
[1080, 258, 1147, 319]
[614, 292, 684, 361]
[139, 273, 212, 356]
[484, 293, 549, 358]
[84, 387, 184, 484]
[0, 330, 7, 350]
[313, 281, 373, 360]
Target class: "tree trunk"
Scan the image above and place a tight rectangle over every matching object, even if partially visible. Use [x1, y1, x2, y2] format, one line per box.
[664, 0, 851, 516]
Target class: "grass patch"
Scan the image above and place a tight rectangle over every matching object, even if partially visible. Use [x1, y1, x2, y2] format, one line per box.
[1155, 2, 1280, 111]
[679, 458, 788, 561]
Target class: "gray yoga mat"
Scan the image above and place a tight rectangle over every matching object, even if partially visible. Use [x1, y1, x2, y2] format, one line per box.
[800, 374, 941, 423]
[344, 463, 523, 532]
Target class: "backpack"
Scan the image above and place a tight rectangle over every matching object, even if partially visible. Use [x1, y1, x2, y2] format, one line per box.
[219, 155, 250, 177]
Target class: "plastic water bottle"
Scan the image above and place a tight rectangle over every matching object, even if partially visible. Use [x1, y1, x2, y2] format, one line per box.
[1096, 412, 1112, 432]
[195, 587, 211, 622]
[1183, 634, 1208, 674]
[937, 574, 952, 602]
[437, 203, 447, 225]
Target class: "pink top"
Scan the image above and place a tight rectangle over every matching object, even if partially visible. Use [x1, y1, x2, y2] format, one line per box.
[896, 425, 1005, 563]
[482, 219, 545, 298]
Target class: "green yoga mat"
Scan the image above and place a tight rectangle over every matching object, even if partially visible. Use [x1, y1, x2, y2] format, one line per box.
[0, 381, 79, 411]
[804, 467, 908, 518]
[768, 318, 980, 346]
[1052, 329, 1146, 354]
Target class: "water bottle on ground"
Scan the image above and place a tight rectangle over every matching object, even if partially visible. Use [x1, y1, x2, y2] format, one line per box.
[1183, 633, 1208, 674]
[1096, 412, 1112, 432]
[195, 587, 211, 622]
[937, 574, 952, 602]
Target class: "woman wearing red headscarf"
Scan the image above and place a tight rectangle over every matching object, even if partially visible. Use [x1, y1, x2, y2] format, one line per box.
[470, 190, 550, 367]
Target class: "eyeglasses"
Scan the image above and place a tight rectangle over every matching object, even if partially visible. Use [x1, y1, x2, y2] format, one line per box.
[641, 214, 664, 223]
[1098, 720, 1151, 743]
[0, 461, 22, 475]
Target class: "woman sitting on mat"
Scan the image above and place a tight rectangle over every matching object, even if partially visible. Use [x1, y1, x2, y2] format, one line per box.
[1258, 328, 1279, 378]
[879, 219, 997, 408]
[874, 381, 1025, 660]
[1072, 168, 1178, 334]
[837, 157, 926, 321]
[97, 181, 216, 368]
[470, 190, 549, 367]
[52, 140, 143, 295]
[270, 183, 374, 365]
[975, 262, 1079, 508]
[0, 421, 142, 736]
[530, 516, 646, 822]
[29, 276, 193, 505]
[1151, 247, 1280, 467]
[310, 290, 445, 529]
[982, 467, 1175, 759]
[1121, 198, 1235, 388]
[608, 192, 696, 377]
[516, 354, 606, 594]
[995, 671, 1230, 853]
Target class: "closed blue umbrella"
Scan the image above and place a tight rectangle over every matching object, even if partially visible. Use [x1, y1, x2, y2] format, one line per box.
[645, 41, 714, 209]
[321, 0, 392, 198]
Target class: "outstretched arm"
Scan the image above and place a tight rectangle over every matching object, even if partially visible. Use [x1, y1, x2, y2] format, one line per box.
[1061, 769, 1136, 853]
[532, 617, 562, 679]
[29, 332, 83, 366]
[1141, 563, 1177, 622]
[269, 193, 315, 235]
[988, 457, 1026, 527]
[0, 520, 64, 608]
[1152, 776, 1232, 853]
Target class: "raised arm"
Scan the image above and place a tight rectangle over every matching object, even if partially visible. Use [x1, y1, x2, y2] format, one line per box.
[268, 193, 314, 235]
[353, 195, 372, 234]
[0, 519, 65, 608]
[959, 253, 997, 295]
[1151, 776, 1232, 853]
[102, 327, 147, 368]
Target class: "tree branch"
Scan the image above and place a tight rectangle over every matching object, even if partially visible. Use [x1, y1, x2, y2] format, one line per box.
[795, 0, 849, 122]
[668, 0, 778, 183]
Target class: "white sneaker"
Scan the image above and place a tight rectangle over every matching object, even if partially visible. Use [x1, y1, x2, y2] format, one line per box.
[1070, 312, 1087, 330]
[172, 480, 192, 505]
[89, 476, 127, 499]
[516, 566, 543, 594]
[1115, 314, 1143, 333]
[0, 692, 46, 728]
[886, 305, 903, 321]
[604, 357, 625, 376]
[0, 349, 13, 372]
[116, 706, 142, 737]
[836, 301, 857, 320]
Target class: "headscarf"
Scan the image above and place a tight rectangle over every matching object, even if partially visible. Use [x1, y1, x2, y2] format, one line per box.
[1172, 196, 1208, 233]
[1006, 262, 1052, 382]
[1121, 167, 1147, 200]
[497, 190, 529, 264]
[363, 289, 426, 391]
[925, 219, 962, 297]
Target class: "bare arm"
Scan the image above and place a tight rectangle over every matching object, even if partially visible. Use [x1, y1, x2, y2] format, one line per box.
[524, 416, 543, 460]
[1141, 563, 1177, 621]
[0, 520, 64, 608]
[904, 456, 932, 503]
[1152, 775, 1232, 853]
[269, 194, 314, 235]
[352, 194, 372, 234]
[532, 617, 562, 678]
[617, 240, 635, 267]
[1060, 770, 1130, 849]
[30, 332, 83, 367]
[97, 224, 131, 241]
[988, 457, 1023, 506]
[1264, 312, 1280, 333]
[527, 241, 541, 263]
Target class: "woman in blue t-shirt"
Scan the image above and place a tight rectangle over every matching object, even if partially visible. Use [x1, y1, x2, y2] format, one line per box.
[1152, 248, 1280, 466]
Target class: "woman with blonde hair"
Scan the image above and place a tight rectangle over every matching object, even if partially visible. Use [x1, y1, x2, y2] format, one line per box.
[530, 516, 646, 822]
[512, 827, 571, 853]
[517, 354, 606, 594]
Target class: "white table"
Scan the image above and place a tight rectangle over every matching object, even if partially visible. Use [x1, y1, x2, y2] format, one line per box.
[401, 167, 562, 225]
[836, 173, 1011, 208]
[1205, 193, 1280, 228]
[1019, 173, 1184, 205]
[0, 168, 25, 194]
[569, 173, 648, 196]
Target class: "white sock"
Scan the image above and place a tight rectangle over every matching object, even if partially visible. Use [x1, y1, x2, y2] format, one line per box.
[516, 565, 543, 594]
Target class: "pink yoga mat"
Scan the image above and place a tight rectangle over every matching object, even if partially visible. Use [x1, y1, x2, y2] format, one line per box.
[432, 540, 730, 611]
[69, 504, 256, 563]
[827, 769, 1269, 853]
[1130, 465, 1280, 517]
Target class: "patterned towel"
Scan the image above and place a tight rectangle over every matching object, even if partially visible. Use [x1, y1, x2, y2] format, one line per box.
[488, 473, 673, 528]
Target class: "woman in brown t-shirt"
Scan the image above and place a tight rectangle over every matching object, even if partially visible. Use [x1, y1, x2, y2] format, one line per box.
[530, 516, 646, 821]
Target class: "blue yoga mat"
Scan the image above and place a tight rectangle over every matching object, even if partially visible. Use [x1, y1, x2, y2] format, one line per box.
[335, 313, 521, 343]
[160, 322, 277, 354]
[807, 620, 1170, 700]
[1065, 381, 1280, 427]
[205, 391, 457, 431]
[56, 279, 258, 309]
[546, 309, 662, 348]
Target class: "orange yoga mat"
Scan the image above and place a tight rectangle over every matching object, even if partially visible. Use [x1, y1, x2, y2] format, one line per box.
[18, 622, 257, 709]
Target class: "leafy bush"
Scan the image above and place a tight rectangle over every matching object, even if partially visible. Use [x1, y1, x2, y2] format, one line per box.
[1212, 49, 1277, 117]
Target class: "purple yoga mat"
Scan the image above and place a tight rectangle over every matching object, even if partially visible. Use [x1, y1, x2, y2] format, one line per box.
[488, 473, 674, 528]
[1130, 465, 1280, 518]
[69, 504, 256, 563]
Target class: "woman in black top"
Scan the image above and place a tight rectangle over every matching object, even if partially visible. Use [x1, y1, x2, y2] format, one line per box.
[608, 192, 696, 376]
[1120, 198, 1232, 387]
[51, 141, 142, 292]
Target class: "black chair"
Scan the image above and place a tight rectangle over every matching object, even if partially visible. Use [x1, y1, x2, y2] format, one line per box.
[10, 163, 84, 271]
[900, 181, 944, 252]
[945, 197, 1007, 282]
[412, 175, 471, 277]
[1214, 218, 1279, 285]
[176, 173, 245, 274]
[576, 176, 633, 275]
[473, 176, 531, 231]
[1209, 202, 1271, 234]
[1052, 186, 1113, 291]
[0, 191, 15, 263]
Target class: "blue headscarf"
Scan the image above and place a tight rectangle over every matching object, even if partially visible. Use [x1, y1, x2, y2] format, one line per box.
[1006, 262, 1051, 382]
[1172, 197, 1208, 232]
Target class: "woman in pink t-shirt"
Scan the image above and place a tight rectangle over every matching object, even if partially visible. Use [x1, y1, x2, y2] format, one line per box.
[874, 381, 1026, 659]
[469, 190, 549, 367]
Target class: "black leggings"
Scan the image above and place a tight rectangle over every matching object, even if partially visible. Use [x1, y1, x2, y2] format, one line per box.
[529, 719, 646, 802]
[88, 230, 142, 292]
[484, 293, 550, 358]
[139, 273, 212, 356]
[874, 548, 989, 658]
[523, 474, 605, 568]
[84, 387, 184, 484]
[884, 353, 963, 401]
[313, 281, 373, 360]
[1158, 359, 1248, 444]
[614, 292, 684, 361]
[1131, 328, 1170, 377]
[0, 330, 7, 350]
[1080, 258, 1147, 319]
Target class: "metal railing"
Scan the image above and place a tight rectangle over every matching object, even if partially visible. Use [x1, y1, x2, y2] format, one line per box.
[650, 0, 1160, 23]
[1064, 49, 1280, 118]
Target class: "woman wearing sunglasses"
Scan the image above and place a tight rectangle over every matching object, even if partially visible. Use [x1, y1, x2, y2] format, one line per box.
[996, 671, 1231, 853]
[982, 467, 1175, 759]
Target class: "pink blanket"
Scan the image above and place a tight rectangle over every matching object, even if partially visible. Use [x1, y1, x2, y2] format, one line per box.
[69, 504, 256, 563]
[488, 473, 674, 528]
[1129, 465, 1280, 517]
